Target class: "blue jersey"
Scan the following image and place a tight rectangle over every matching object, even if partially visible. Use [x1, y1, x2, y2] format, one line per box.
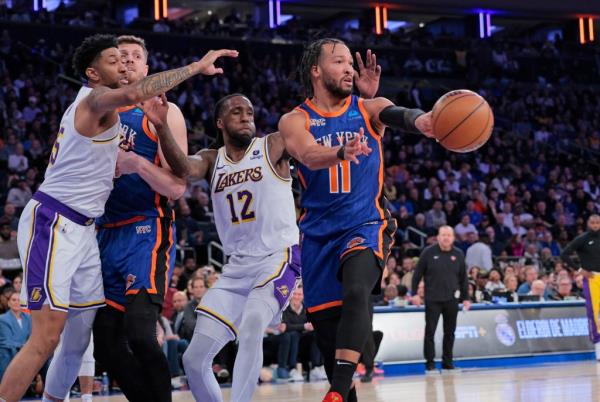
[97, 106, 172, 226]
[296, 95, 385, 239]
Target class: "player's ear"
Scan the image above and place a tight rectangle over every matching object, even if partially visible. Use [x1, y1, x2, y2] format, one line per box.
[311, 64, 320, 79]
[85, 66, 100, 83]
[143, 64, 149, 76]
[216, 118, 224, 130]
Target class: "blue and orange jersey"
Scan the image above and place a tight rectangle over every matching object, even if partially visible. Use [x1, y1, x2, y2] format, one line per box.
[295, 95, 385, 239]
[96, 106, 173, 226]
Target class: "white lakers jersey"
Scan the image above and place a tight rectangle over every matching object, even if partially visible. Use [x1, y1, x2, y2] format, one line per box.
[38, 86, 120, 218]
[211, 136, 299, 257]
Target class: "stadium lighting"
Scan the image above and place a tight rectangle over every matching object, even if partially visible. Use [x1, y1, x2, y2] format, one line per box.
[479, 12, 484, 38]
[579, 17, 586, 44]
[383, 7, 388, 29]
[375, 6, 381, 35]
[154, 0, 159, 21]
[589, 18, 595, 42]
[486, 13, 491, 37]
[163, 0, 168, 19]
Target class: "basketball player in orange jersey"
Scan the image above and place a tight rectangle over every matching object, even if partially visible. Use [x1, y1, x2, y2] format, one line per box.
[128, 52, 380, 402]
[0, 33, 237, 402]
[278, 38, 434, 402]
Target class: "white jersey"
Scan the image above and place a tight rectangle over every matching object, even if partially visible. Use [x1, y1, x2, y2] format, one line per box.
[211, 136, 299, 257]
[38, 86, 120, 218]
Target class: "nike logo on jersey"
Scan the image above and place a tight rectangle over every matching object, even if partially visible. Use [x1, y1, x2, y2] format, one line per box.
[214, 167, 263, 193]
[215, 165, 226, 170]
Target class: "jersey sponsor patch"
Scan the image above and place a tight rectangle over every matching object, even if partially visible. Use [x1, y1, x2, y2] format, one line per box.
[346, 236, 365, 249]
[310, 118, 326, 127]
[250, 149, 263, 160]
[277, 284, 290, 298]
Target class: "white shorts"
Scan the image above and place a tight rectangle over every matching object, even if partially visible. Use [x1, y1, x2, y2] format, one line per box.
[17, 194, 105, 313]
[197, 245, 301, 339]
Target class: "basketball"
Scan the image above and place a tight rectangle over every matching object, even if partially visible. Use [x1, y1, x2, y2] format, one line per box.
[431, 89, 494, 153]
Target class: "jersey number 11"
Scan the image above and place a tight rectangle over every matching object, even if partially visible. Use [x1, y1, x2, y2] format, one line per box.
[329, 161, 351, 193]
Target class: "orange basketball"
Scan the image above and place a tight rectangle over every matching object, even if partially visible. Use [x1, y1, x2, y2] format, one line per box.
[431, 89, 494, 153]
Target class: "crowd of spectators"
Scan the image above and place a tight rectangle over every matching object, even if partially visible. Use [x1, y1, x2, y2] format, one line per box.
[0, 3, 600, 394]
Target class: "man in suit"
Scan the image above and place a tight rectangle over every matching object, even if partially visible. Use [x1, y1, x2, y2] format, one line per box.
[0, 290, 32, 379]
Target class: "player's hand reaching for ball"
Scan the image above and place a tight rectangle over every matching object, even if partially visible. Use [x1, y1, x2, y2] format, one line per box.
[343, 128, 372, 164]
[354, 49, 381, 99]
[140, 93, 169, 128]
[415, 112, 434, 138]
[194, 49, 239, 76]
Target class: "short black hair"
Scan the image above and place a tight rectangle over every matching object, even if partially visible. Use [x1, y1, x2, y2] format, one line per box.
[72, 34, 119, 79]
[299, 38, 346, 98]
[210, 93, 248, 149]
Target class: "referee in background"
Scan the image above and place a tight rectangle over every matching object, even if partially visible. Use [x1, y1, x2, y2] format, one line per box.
[561, 214, 600, 360]
[411, 225, 471, 373]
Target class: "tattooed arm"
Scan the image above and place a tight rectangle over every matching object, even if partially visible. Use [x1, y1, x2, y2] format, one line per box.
[85, 49, 238, 114]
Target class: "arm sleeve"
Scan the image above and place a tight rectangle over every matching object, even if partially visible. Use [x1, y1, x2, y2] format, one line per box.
[560, 233, 586, 269]
[379, 105, 425, 134]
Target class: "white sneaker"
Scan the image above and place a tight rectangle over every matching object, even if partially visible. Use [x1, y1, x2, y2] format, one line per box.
[289, 368, 305, 382]
[310, 366, 328, 381]
[595, 343, 600, 361]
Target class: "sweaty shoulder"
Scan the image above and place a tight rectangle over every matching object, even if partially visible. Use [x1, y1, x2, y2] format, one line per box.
[279, 108, 309, 131]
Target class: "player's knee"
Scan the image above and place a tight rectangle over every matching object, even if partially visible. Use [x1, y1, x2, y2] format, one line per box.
[342, 282, 370, 305]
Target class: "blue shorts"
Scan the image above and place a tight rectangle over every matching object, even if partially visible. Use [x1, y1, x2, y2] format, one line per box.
[97, 217, 176, 310]
[301, 217, 396, 318]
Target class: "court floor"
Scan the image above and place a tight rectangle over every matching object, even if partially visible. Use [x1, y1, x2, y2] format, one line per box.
[56, 360, 600, 402]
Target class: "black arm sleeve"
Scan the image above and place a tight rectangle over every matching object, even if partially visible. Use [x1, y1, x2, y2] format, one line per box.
[379, 105, 425, 134]
[560, 233, 586, 269]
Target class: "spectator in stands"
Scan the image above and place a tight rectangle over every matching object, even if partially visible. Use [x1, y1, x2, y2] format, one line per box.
[465, 233, 493, 271]
[492, 212, 513, 244]
[178, 257, 198, 291]
[485, 225, 506, 256]
[425, 200, 446, 230]
[550, 277, 578, 301]
[180, 277, 207, 342]
[0, 219, 18, 263]
[485, 269, 505, 293]
[376, 285, 400, 307]
[171, 291, 188, 339]
[277, 286, 318, 382]
[5, 179, 32, 208]
[528, 280, 546, 301]
[454, 214, 476, 242]
[511, 215, 527, 238]
[504, 275, 519, 301]
[517, 266, 538, 294]
[400, 257, 415, 292]
[443, 200, 460, 227]
[0, 291, 31, 380]
[0, 204, 18, 231]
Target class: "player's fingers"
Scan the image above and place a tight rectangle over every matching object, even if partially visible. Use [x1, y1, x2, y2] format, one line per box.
[366, 49, 372, 68]
[214, 67, 224, 75]
[355, 52, 365, 71]
[159, 93, 168, 105]
[347, 154, 360, 164]
[213, 49, 239, 59]
[375, 65, 382, 76]
[371, 53, 377, 72]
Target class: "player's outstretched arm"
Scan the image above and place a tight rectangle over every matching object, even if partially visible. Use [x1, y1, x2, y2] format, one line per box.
[86, 49, 238, 114]
[278, 110, 371, 170]
[362, 97, 433, 137]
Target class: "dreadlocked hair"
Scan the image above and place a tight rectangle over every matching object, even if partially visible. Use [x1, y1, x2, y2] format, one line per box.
[209, 93, 247, 149]
[299, 38, 346, 98]
[72, 34, 118, 79]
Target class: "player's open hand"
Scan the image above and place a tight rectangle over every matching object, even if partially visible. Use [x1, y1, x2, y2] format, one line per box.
[195, 49, 239, 76]
[140, 93, 169, 128]
[415, 112, 434, 138]
[354, 49, 381, 99]
[344, 128, 372, 164]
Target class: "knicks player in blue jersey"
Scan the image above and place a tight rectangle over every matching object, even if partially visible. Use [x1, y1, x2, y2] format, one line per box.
[140, 54, 378, 401]
[279, 38, 434, 402]
[92, 35, 188, 402]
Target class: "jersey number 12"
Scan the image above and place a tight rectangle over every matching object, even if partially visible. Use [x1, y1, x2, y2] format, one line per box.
[329, 161, 351, 193]
[226, 190, 256, 224]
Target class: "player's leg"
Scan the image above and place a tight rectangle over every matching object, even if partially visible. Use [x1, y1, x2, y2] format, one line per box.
[77, 337, 94, 402]
[424, 301, 443, 368]
[231, 247, 301, 401]
[0, 306, 66, 401]
[1, 203, 83, 401]
[93, 306, 153, 401]
[124, 289, 172, 402]
[329, 249, 381, 400]
[183, 314, 235, 402]
[43, 309, 95, 401]
[583, 273, 600, 359]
